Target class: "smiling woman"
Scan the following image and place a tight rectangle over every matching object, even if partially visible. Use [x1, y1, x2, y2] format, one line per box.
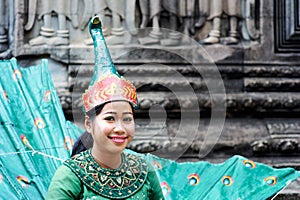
[86, 101, 135, 169]
[46, 16, 164, 200]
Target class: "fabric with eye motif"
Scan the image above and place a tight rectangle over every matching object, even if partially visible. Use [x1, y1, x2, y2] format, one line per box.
[142, 152, 300, 200]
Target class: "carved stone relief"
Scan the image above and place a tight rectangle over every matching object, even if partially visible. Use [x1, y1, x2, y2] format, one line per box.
[0, 0, 13, 59]
[275, 0, 300, 52]
[250, 121, 300, 154]
[0, 0, 8, 53]
[137, 0, 182, 46]
[81, 0, 127, 45]
[201, 0, 241, 44]
[10, 0, 262, 60]
[241, 0, 260, 41]
[25, 0, 78, 46]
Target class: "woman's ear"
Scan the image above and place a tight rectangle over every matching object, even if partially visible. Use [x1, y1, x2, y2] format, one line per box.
[85, 115, 92, 133]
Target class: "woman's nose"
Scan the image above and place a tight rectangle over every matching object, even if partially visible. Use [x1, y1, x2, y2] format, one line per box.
[113, 121, 125, 133]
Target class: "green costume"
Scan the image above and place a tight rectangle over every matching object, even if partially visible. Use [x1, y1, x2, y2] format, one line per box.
[46, 150, 164, 200]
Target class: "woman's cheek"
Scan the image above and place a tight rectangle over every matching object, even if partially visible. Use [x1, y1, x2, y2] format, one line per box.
[130, 125, 135, 137]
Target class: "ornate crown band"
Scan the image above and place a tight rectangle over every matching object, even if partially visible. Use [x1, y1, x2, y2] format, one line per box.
[82, 75, 137, 112]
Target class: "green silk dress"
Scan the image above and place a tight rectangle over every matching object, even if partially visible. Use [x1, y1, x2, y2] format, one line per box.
[46, 150, 165, 200]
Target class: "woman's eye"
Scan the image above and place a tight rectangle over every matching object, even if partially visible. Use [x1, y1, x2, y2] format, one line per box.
[123, 117, 133, 122]
[104, 116, 114, 121]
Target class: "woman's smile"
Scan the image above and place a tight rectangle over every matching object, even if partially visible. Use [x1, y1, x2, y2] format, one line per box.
[108, 135, 128, 144]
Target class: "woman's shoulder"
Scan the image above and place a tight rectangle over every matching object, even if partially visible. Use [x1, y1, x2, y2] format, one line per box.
[124, 149, 154, 168]
[55, 163, 73, 174]
[46, 161, 82, 199]
[64, 150, 90, 167]
[124, 150, 165, 199]
[123, 149, 146, 160]
[51, 164, 80, 183]
[122, 149, 150, 179]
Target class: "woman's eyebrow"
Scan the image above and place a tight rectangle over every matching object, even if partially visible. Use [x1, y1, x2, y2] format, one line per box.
[103, 111, 133, 115]
[103, 111, 116, 115]
[123, 112, 133, 115]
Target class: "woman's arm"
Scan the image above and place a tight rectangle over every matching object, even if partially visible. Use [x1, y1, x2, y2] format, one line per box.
[46, 165, 83, 200]
[148, 164, 165, 200]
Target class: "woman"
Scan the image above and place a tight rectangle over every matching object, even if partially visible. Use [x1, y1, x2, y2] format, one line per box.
[46, 15, 165, 199]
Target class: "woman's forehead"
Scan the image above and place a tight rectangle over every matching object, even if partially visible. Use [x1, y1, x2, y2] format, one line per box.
[101, 101, 132, 112]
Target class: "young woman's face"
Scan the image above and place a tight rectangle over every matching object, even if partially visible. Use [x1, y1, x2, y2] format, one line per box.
[86, 101, 135, 154]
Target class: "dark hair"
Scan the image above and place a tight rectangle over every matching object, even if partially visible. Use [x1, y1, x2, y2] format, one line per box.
[71, 131, 93, 157]
[71, 104, 105, 157]
[85, 103, 106, 119]
[71, 101, 134, 157]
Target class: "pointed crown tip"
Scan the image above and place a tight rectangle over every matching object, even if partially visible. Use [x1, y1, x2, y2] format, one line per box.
[91, 16, 102, 28]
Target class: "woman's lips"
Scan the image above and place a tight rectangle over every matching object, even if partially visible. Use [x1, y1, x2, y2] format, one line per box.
[108, 136, 127, 144]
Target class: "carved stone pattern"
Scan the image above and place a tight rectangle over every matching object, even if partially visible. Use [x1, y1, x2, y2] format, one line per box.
[244, 78, 300, 91]
[251, 138, 300, 154]
[70, 92, 300, 113]
[249, 121, 300, 154]
[59, 95, 72, 110]
[169, 119, 300, 155]
[244, 66, 300, 77]
[266, 121, 300, 134]
[70, 64, 300, 79]
[71, 64, 245, 79]
[275, 0, 300, 52]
